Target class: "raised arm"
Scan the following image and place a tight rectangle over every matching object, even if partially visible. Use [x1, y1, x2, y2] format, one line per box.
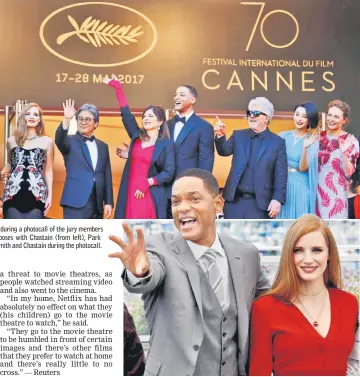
[214, 116, 235, 156]
[299, 132, 319, 172]
[55, 99, 76, 155]
[103, 74, 140, 139]
[43, 139, 54, 217]
[109, 224, 166, 294]
[339, 134, 359, 178]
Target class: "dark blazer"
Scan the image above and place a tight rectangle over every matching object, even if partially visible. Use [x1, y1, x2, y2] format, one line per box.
[114, 106, 175, 219]
[215, 128, 287, 211]
[123, 232, 271, 376]
[55, 125, 113, 213]
[168, 112, 215, 176]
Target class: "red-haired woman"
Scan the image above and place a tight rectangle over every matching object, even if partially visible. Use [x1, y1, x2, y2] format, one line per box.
[250, 214, 358, 376]
[0, 103, 54, 219]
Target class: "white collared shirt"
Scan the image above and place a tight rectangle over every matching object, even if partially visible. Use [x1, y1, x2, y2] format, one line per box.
[173, 111, 194, 141]
[186, 234, 231, 310]
[85, 137, 98, 171]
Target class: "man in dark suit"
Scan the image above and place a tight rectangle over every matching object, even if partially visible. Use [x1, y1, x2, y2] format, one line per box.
[55, 99, 113, 219]
[165, 85, 214, 217]
[169, 85, 214, 174]
[215, 97, 287, 219]
[109, 168, 270, 376]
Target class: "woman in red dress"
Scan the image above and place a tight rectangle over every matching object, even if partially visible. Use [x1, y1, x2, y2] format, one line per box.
[250, 214, 358, 376]
[103, 75, 175, 219]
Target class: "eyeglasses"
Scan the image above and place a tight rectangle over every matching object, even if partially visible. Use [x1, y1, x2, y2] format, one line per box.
[247, 110, 267, 118]
[77, 117, 94, 123]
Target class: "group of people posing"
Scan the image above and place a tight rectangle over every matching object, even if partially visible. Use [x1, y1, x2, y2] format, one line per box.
[1, 75, 359, 219]
[110, 169, 358, 376]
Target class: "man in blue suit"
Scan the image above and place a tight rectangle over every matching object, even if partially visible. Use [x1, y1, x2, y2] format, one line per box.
[215, 97, 287, 219]
[165, 85, 214, 217]
[55, 99, 113, 219]
[168, 85, 214, 175]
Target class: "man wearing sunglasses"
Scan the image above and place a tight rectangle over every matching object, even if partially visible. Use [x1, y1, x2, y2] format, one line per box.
[214, 97, 287, 219]
[55, 99, 114, 219]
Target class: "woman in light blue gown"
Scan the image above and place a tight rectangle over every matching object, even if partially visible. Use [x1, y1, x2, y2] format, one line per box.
[278, 102, 319, 219]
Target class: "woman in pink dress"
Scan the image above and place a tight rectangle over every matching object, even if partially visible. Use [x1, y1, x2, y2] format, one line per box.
[301, 100, 359, 219]
[103, 75, 175, 219]
[316, 100, 359, 218]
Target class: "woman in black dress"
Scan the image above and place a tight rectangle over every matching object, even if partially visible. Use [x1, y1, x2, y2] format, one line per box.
[1, 103, 54, 219]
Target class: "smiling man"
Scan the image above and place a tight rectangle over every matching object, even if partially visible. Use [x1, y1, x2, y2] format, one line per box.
[214, 97, 287, 219]
[55, 99, 113, 219]
[109, 168, 270, 376]
[164, 85, 214, 218]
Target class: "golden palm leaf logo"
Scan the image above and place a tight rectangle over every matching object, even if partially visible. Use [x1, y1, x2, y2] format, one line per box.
[57, 15, 144, 47]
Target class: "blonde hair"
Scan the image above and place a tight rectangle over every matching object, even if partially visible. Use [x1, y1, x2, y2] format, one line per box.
[14, 103, 45, 147]
[264, 214, 342, 303]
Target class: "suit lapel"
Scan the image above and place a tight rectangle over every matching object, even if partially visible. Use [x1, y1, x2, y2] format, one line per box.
[174, 113, 196, 146]
[168, 119, 175, 141]
[150, 140, 164, 168]
[172, 235, 203, 319]
[76, 133, 93, 170]
[94, 139, 102, 172]
[219, 234, 249, 355]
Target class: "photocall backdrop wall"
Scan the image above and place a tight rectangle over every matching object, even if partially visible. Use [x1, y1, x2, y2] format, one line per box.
[0, 0, 359, 135]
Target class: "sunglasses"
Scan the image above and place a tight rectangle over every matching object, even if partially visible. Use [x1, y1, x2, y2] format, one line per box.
[247, 110, 267, 118]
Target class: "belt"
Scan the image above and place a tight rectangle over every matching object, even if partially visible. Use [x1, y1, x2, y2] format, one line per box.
[236, 191, 256, 199]
[288, 167, 300, 172]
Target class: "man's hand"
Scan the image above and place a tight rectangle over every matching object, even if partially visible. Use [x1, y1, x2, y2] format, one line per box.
[62, 99, 76, 128]
[109, 224, 150, 278]
[103, 204, 112, 219]
[214, 116, 226, 138]
[267, 199, 281, 218]
[116, 143, 130, 159]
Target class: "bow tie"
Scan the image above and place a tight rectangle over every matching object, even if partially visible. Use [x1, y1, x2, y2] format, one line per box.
[81, 135, 95, 142]
[175, 115, 186, 124]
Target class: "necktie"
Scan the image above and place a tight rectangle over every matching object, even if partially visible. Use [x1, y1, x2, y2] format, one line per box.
[198, 249, 226, 311]
[174, 114, 186, 124]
